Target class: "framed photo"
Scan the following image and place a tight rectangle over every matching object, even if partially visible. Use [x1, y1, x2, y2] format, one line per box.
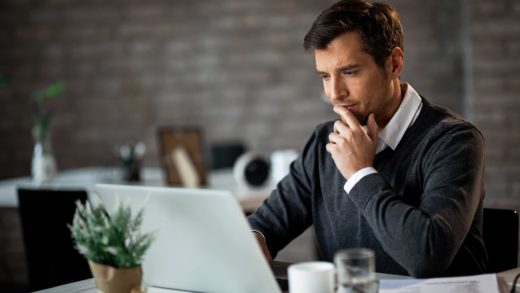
[157, 126, 208, 187]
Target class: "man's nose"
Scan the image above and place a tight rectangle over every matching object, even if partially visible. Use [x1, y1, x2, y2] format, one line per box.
[329, 77, 348, 102]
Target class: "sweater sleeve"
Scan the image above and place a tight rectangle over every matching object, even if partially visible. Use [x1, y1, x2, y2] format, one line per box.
[348, 123, 485, 277]
[247, 129, 319, 258]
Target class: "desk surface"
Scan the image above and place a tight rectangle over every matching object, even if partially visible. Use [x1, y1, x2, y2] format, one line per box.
[0, 167, 272, 213]
[35, 273, 411, 293]
[35, 271, 516, 293]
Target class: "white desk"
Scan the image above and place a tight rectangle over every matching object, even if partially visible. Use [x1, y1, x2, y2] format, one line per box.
[35, 271, 516, 293]
[35, 273, 412, 293]
[0, 167, 273, 213]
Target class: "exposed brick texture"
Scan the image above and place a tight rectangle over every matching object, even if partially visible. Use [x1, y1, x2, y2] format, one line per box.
[0, 0, 469, 177]
[470, 0, 520, 209]
[0, 208, 27, 284]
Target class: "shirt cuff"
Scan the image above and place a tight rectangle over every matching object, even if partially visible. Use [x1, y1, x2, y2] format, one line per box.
[344, 167, 378, 193]
[252, 230, 266, 241]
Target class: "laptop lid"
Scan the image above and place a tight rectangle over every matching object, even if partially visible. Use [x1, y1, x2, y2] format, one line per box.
[94, 184, 282, 293]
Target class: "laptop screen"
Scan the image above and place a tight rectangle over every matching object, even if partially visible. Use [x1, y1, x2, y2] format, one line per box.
[95, 184, 282, 293]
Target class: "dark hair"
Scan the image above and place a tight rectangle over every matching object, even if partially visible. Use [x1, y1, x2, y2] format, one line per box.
[303, 0, 404, 69]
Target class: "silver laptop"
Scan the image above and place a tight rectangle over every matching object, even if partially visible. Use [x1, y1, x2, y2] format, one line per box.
[94, 184, 282, 293]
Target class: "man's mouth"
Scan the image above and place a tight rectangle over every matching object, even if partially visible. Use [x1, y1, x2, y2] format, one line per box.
[334, 104, 368, 125]
[335, 104, 356, 111]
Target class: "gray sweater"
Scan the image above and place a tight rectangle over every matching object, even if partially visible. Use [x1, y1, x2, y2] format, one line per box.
[248, 98, 487, 277]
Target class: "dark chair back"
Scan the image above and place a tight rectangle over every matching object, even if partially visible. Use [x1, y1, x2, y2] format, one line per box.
[17, 188, 92, 291]
[483, 208, 519, 273]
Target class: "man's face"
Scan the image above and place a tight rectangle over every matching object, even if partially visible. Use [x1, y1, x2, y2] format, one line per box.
[315, 31, 395, 126]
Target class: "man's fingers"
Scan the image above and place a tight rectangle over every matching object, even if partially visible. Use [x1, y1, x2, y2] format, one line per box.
[325, 142, 334, 154]
[333, 120, 349, 136]
[328, 132, 343, 145]
[333, 106, 362, 131]
[367, 113, 378, 142]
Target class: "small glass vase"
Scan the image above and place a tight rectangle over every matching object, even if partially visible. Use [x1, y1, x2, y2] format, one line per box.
[31, 131, 57, 185]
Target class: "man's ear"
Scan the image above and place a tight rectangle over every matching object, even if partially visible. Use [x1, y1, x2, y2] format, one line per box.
[386, 47, 404, 78]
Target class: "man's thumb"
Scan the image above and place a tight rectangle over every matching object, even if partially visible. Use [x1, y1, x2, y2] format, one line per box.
[367, 113, 378, 142]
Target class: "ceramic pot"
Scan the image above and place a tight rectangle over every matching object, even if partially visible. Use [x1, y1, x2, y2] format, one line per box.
[88, 261, 143, 293]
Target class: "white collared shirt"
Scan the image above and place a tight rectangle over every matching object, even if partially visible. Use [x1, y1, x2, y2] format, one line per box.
[344, 83, 423, 193]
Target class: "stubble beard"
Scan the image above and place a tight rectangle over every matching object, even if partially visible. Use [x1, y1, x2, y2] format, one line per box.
[354, 111, 369, 126]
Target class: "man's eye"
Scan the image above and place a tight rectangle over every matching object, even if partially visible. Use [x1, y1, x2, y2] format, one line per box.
[343, 70, 357, 76]
[320, 75, 330, 81]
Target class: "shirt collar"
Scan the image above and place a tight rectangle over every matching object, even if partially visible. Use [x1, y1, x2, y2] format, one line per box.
[377, 83, 423, 151]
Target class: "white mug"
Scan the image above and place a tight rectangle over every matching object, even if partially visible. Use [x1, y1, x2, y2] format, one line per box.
[288, 261, 335, 293]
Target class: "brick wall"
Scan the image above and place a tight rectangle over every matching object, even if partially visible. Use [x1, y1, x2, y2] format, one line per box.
[0, 209, 26, 285]
[470, 0, 520, 209]
[0, 0, 334, 177]
[1, 0, 517, 211]
[0, 0, 467, 175]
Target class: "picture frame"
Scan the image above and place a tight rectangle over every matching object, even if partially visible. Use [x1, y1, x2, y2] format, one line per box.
[157, 126, 208, 187]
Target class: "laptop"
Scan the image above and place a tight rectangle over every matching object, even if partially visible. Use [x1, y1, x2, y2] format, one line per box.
[94, 184, 283, 293]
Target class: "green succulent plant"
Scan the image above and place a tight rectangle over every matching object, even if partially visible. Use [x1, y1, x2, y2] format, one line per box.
[69, 199, 155, 268]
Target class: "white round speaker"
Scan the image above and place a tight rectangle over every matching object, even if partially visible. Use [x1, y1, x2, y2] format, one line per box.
[233, 152, 271, 189]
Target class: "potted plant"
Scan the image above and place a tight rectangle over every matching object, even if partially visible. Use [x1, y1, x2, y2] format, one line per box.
[0, 74, 63, 184]
[31, 81, 64, 184]
[69, 199, 154, 293]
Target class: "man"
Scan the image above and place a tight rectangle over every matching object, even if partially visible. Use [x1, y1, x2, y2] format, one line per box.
[248, 0, 486, 277]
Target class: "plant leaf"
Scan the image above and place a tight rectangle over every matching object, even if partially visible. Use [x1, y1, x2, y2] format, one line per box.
[68, 198, 155, 268]
[45, 81, 64, 97]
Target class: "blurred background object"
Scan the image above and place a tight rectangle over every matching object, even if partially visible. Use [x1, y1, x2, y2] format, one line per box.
[210, 141, 246, 170]
[30, 82, 64, 185]
[158, 126, 207, 187]
[270, 149, 299, 185]
[119, 141, 145, 182]
[233, 152, 271, 189]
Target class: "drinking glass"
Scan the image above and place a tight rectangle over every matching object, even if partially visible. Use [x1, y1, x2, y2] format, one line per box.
[334, 248, 377, 293]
